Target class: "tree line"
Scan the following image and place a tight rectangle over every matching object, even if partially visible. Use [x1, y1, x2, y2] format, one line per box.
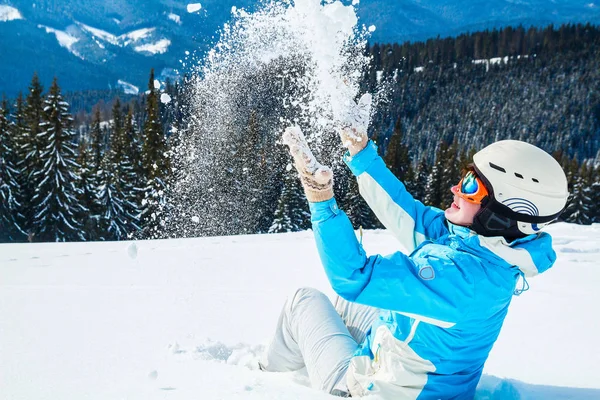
[0, 70, 171, 242]
[1, 22, 600, 243]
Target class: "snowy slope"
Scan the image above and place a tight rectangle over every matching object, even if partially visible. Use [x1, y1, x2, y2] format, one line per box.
[1, 223, 599, 399]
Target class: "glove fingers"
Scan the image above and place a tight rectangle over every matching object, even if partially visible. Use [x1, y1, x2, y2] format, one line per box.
[314, 166, 333, 185]
[357, 93, 373, 111]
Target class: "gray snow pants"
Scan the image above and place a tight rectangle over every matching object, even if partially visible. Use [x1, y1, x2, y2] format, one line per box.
[260, 287, 380, 396]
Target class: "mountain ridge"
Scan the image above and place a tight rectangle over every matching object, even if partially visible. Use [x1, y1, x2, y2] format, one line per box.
[1, 0, 599, 96]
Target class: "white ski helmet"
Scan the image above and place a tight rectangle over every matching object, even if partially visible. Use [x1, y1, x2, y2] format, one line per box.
[470, 140, 569, 239]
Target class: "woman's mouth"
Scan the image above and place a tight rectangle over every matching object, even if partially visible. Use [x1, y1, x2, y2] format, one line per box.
[452, 202, 460, 210]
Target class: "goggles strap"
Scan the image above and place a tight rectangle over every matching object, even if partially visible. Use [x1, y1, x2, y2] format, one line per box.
[485, 198, 564, 224]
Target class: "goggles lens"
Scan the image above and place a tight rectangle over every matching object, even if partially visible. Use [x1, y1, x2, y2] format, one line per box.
[455, 170, 489, 204]
[461, 171, 480, 195]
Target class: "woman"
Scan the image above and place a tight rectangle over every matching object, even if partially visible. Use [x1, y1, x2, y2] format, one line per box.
[259, 103, 569, 399]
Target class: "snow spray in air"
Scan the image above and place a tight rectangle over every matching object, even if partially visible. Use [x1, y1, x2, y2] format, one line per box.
[168, 0, 372, 237]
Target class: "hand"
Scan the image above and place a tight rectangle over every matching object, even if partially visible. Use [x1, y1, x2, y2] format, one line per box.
[282, 126, 334, 203]
[339, 93, 372, 156]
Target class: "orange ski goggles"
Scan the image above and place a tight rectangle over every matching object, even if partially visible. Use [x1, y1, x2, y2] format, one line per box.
[452, 170, 489, 204]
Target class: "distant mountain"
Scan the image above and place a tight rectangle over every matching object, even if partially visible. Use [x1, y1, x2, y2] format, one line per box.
[358, 0, 600, 43]
[1, 0, 599, 96]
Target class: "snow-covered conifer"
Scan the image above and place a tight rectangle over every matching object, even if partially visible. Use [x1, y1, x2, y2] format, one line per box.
[268, 166, 310, 233]
[341, 173, 377, 230]
[140, 69, 171, 238]
[424, 141, 448, 209]
[0, 98, 25, 241]
[565, 163, 593, 225]
[411, 156, 430, 203]
[76, 107, 104, 240]
[440, 140, 460, 209]
[30, 78, 84, 242]
[97, 99, 141, 240]
[124, 107, 144, 198]
[18, 75, 45, 235]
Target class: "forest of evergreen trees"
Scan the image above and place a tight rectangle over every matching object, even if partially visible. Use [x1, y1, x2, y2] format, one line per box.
[0, 70, 172, 242]
[1, 23, 599, 243]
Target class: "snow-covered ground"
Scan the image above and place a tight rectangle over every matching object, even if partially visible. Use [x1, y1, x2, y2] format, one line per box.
[1, 223, 599, 399]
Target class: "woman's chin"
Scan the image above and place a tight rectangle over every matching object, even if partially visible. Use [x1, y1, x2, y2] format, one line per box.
[445, 208, 464, 225]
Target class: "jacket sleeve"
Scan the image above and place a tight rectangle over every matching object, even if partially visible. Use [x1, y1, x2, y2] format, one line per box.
[310, 199, 474, 326]
[344, 141, 448, 253]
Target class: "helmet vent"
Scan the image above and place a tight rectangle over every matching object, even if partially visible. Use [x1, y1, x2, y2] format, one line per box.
[515, 173, 524, 179]
[489, 162, 506, 173]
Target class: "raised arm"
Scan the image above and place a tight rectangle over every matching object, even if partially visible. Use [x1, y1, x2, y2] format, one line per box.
[344, 141, 448, 252]
[338, 95, 447, 252]
[282, 126, 471, 324]
[310, 198, 473, 325]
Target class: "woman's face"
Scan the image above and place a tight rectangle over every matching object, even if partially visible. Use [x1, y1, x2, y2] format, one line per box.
[444, 185, 482, 226]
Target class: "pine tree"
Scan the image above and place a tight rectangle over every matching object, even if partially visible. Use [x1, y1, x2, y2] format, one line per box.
[384, 118, 414, 184]
[10, 93, 30, 238]
[590, 166, 600, 223]
[89, 107, 104, 178]
[559, 156, 580, 222]
[440, 140, 460, 210]
[76, 107, 104, 240]
[0, 97, 25, 241]
[30, 78, 84, 242]
[140, 69, 171, 238]
[124, 106, 144, 200]
[20, 74, 45, 236]
[97, 99, 141, 240]
[76, 137, 100, 240]
[564, 163, 592, 225]
[412, 156, 430, 203]
[424, 141, 448, 209]
[268, 167, 310, 233]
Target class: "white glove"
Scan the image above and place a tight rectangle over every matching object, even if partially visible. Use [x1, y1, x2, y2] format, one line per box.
[282, 126, 334, 203]
[339, 93, 372, 156]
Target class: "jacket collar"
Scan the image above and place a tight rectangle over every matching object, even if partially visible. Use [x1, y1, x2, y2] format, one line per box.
[446, 221, 556, 277]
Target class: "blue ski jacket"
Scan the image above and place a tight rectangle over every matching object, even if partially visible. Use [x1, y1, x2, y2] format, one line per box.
[308, 141, 557, 399]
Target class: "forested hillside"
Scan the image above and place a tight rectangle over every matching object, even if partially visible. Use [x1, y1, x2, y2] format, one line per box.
[0, 23, 599, 243]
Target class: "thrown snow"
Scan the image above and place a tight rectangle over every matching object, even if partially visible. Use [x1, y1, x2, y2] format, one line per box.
[187, 3, 202, 13]
[154, 79, 161, 89]
[160, 93, 172, 104]
[193, 0, 369, 132]
[0, 223, 599, 399]
[134, 39, 171, 55]
[168, 13, 182, 24]
[368, 24, 376, 32]
[173, 0, 373, 235]
[127, 242, 138, 259]
[117, 79, 140, 95]
[0, 4, 22, 21]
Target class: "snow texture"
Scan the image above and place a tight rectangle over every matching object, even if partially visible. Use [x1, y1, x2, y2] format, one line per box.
[38, 25, 83, 59]
[160, 93, 172, 104]
[187, 3, 202, 13]
[0, 223, 599, 399]
[117, 80, 140, 95]
[168, 13, 182, 24]
[134, 38, 171, 55]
